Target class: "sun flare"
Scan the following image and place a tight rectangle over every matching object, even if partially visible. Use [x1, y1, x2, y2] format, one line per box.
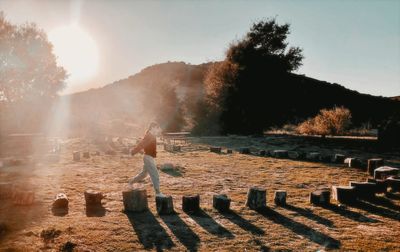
[48, 25, 99, 84]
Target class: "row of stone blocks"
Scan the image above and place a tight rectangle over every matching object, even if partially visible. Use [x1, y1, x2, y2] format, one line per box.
[309, 170, 400, 205]
[121, 187, 289, 215]
[122, 189, 232, 215]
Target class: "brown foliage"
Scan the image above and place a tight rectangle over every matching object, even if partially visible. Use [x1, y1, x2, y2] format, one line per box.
[297, 106, 352, 136]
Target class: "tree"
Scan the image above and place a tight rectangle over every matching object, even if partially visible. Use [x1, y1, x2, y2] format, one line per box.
[0, 12, 67, 103]
[204, 18, 304, 134]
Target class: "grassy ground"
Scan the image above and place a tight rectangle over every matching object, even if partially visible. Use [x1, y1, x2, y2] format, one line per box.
[0, 135, 399, 251]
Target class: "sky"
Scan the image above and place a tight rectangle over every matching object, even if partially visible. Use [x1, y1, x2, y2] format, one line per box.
[0, 0, 399, 96]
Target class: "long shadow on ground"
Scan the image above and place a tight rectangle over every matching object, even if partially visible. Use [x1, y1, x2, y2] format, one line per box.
[159, 213, 200, 252]
[283, 204, 334, 227]
[126, 210, 174, 251]
[187, 209, 234, 239]
[218, 210, 265, 235]
[256, 207, 341, 249]
[363, 196, 400, 212]
[321, 204, 379, 223]
[349, 200, 400, 221]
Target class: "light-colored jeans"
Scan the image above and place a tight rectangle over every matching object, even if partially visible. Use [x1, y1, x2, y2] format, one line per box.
[131, 154, 160, 194]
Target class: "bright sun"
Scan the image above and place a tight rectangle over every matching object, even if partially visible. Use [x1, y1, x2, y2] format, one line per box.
[48, 25, 99, 83]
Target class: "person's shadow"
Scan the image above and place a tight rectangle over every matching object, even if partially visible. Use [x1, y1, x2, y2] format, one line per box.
[125, 210, 174, 251]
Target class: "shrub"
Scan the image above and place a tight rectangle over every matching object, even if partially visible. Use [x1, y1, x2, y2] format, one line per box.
[297, 107, 352, 136]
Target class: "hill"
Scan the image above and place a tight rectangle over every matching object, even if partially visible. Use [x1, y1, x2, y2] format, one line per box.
[62, 62, 399, 136]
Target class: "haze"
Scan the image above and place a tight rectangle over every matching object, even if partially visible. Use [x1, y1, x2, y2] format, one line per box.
[0, 0, 399, 96]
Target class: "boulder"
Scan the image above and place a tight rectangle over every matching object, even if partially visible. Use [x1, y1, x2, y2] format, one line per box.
[52, 193, 69, 209]
[344, 158, 362, 168]
[387, 176, 400, 192]
[349, 181, 376, 199]
[84, 190, 103, 207]
[156, 194, 174, 215]
[239, 148, 250, 154]
[332, 186, 356, 204]
[210, 147, 222, 154]
[182, 194, 200, 213]
[246, 187, 266, 210]
[374, 166, 399, 180]
[274, 190, 287, 206]
[367, 178, 388, 194]
[212, 194, 231, 212]
[122, 188, 148, 212]
[332, 154, 346, 163]
[309, 189, 330, 205]
[367, 158, 384, 176]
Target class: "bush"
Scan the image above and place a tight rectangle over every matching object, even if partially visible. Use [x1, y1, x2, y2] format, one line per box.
[378, 113, 400, 148]
[297, 107, 352, 136]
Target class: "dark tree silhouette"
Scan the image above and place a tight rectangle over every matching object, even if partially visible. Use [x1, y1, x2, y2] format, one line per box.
[204, 18, 304, 134]
[0, 12, 67, 103]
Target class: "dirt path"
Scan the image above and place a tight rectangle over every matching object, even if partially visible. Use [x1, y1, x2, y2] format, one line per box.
[0, 137, 399, 251]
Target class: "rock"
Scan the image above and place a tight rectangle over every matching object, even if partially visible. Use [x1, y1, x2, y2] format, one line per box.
[259, 150, 266, 156]
[274, 190, 287, 206]
[122, 188, 148, 212]
[309, 189, 330, 205]
[332, 154, 346, 163]
[349, 181, 376, 199]
[93, 151, 100, 156]
[226, 149, 233, 154]
[374, 166, 399, 180]
[367, 158, 384, 176]
[73, 151, 80, 161]
[82, 152, 90, 159]
[273, 150, 288, 158]
[210, 147, 222, 154]
[387, 176, 400, 192]
[84, 190, 103, 207]
[182, 194, 200, 213]
[245, 187, 266, 210]
[156, 194, 174, 215]
[332, 186, 356, 204]
[52, 193, 69, 209]
[213, 194, 231, 212]
[367, 178, 388, 194]
[344, 158, 362, 168]
[239, 148, 250, 154]
[307, 152, 321, 161]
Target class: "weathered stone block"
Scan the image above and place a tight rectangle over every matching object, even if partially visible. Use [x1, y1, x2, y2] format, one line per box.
[374, 166, 399, 180]
[213, 194, 231, 212]
[274, 190, 287, 206]
[332, 186, 356, 204]
[367, 158, 384, 176]
[246, 187, 266, 209]
[122, 188, 148, 212]
[182, 194, 200, 213]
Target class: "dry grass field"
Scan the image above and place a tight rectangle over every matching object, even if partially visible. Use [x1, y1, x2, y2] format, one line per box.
[0, 135, 399, 251]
